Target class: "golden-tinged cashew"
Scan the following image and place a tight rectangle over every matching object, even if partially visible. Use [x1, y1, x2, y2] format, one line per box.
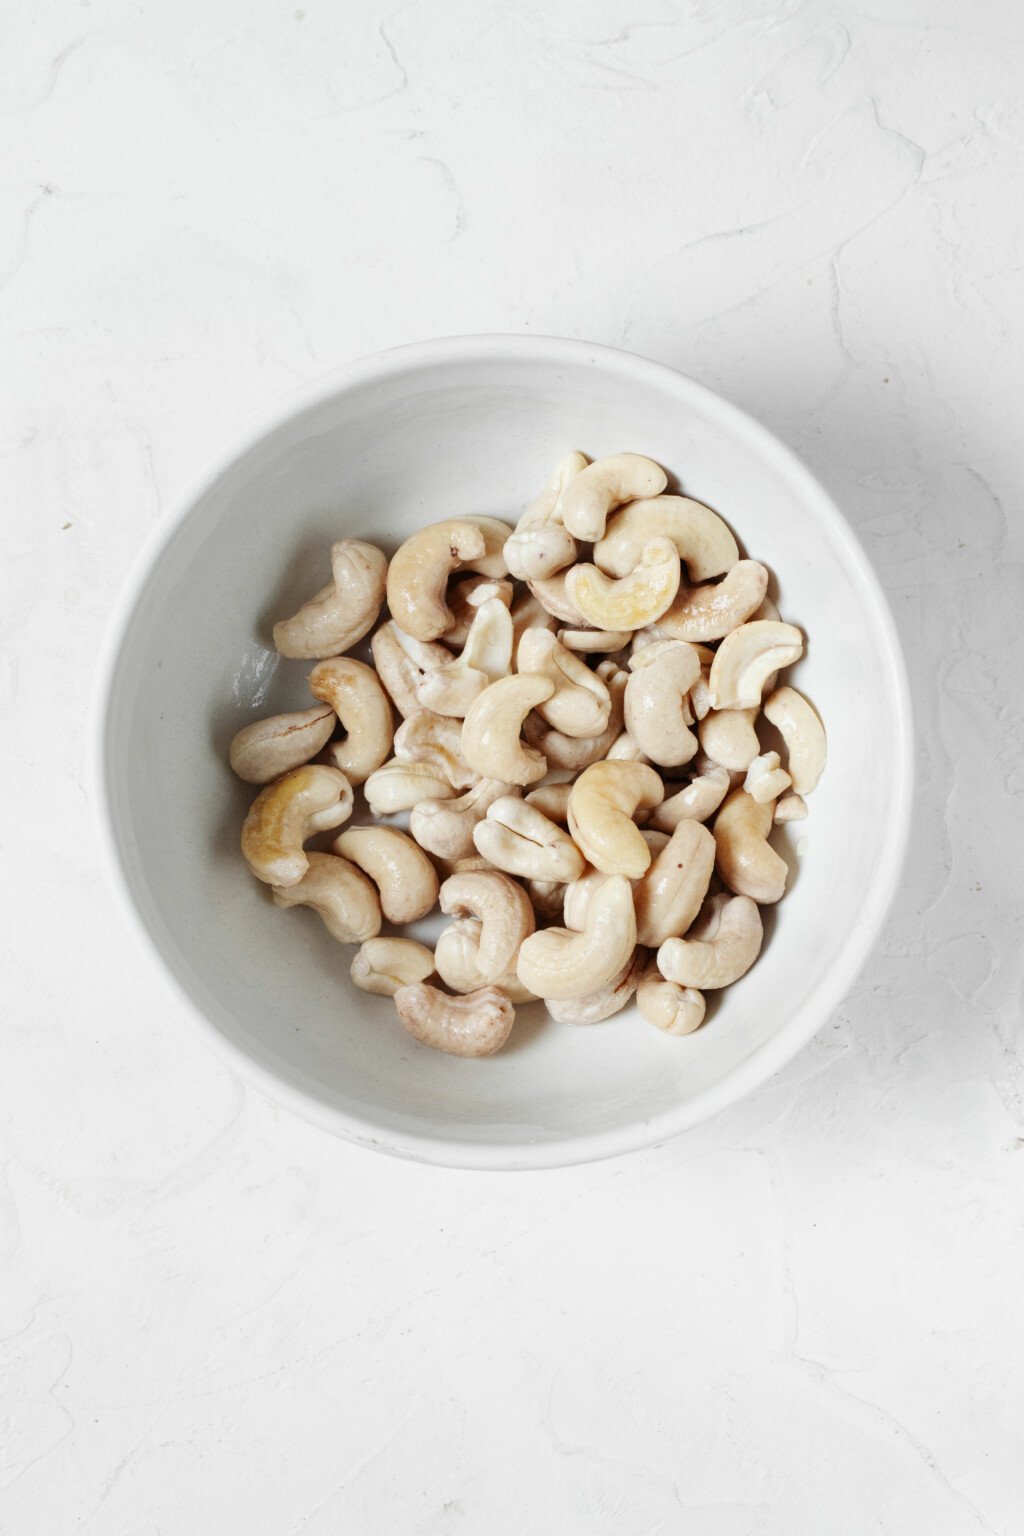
[439, 871, 535, 980]
[434, 920, 537, 1003]
[503, 452, 587, 580]
[522, 659, 627, 774]
[714, 788, 788, 904]
[394, 711, 479, 790]
[593, 496, 738, 582]
[271, 851, 381, 943]
[526, 570, 590, 626]
[273, 540, 387, 659]
[331, 826, 439, 924]
[744, 751, 792, 804]
[567, 760, 664, 878]
[655, 560, 769, 643]
[473, 796, 585, 883]
[229, 705, 335, 785]
[409, 777, 517, 860]
[557, 453, 667, 542]
[565, 538, 681, 632]
[516, 629, 612, 739]
[624, 641, 701, 768]
[461, 673, 554, 786]
[386, 520, 489, 642]
[444, 575, 513, 646]
[545, 948, 647, 1024]
[636, 962, 706, 1036]
[524, 781, 573, 824]
[370, 621, 452, 719]
[697, 708, 760, 772]
[634, 821, 716, 947]
[648, 766, 731, 831]
[558, 627, 632, 653]
[708, 621, 804, 710]
[350, 936, 435, 996]
[516, 875, 637, 1000]
[657, 893, 763, 988]
[308, 657, 393, 785]
[241, 764, 353, 886]
[763, 686, 826, 795]
[775, 792, 808, 822]
[416, 597, 514, 716]
[394, 982, 515, 1057]
[363, 759, 454, 817]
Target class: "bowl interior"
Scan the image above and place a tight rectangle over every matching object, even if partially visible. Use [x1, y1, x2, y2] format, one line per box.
[100, 341, 910, 1167]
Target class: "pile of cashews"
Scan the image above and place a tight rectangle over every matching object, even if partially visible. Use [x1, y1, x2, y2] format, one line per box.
[230, 451, 826, 1058]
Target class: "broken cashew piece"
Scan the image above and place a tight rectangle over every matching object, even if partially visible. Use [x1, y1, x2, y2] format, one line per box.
[370, 621, 452, 719]
[394, 711, 479, 790]
[557, 453, 667, 542]
[409, 777, 517, 860]
[439, 871, 535, 981]
[775, 792, 808, 822]
[545, 948, 647, 1024]
[567, 760, 664, 878]
[657, 893, 763, 988]
[362, 759, 454, 817]
[394, 982, 515, 1057]
[593, 496, 738, 582]
[503, 451, 587, 580]
[386, 520, 490, 642]
[271, 851, 381, 944]
[636, 961, 706, 1036]
[416, 597, 514, 717]
[697, 708, 761, 772]
[516, 874, 637, 1000]
[565, 538, 681, 632]
[763, 686, 826, 795]
[351, 936, 435, 996]
[241, 764, 353, 886]
[744, 751, 792, 805]
[229, 705, 335, 785]
[714, 788, 788, 904]
[625, 641, 701, 768]
[473, 796, 585, 883]
[709, 621, 804, 710]
[332, 825, 439, 924]
[309, 657, 393, 785]
[656, 560, 769, 643]
[633, 820, 716, 948]
[461, 673, 554, 786]
[517, 628, 612, 739]
[273, 540, 387, 660]
[649, 767, 731, 831]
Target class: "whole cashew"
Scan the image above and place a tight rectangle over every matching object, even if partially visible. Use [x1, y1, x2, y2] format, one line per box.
[697, 708, 760, 772]
[634, 820, 716, 947]
[439, 871, 535, 980]
[308, 657, 393, 785]
[444, 575, 513, 646]
[562, 829, 668, 932]
[525, 781, 573, 825]
[394, 982, 516, 1057]
[460, 673, 554, 786]
[567, 760, 664, 878]
[593, 496, 738, 582]
[394, 711, 479, 790]
[271, 851, 381, 943]
[351, 936, 435, 996]
[714, 788, 788, 904]
[744, 751, 792, 805]
[273, 540, 387, 660]
[636, 961, 706, 1036]
[565, 538, 681, 632]
[605, 731, 650, 764]
[655, 560, 769, 643]
[241, 764, 353, 886]
[332, 825, 439, 924]
[545, 948, 647, 1024]
[516, 874, 637, 1000]
[409, 776, 517, 860]
[648, 766, 731, 831]
[517, 628, 612, 739]
[363, 759, 455, 817]
[229, 705, 335, 785]
[371, 621, 452, 719]
[657, 892, 763, 988]
[558, 627, 632, 654]
[763, 686, 826, 795]
[753, 594, 780, 622]
[473, 796, 585, 883]
[526, 570, 590, 626]
[503, 451, 587, 580]
[557, 452, 667, 542]
[624, 641, 701, 767]
[522, 658, 627, 773]
[416, 597, 514, 717]
[708, 621, 804, 710]
[775, 792, 808, 822]
[434, 919, 538, 1002]
[386, 520, 500, 642]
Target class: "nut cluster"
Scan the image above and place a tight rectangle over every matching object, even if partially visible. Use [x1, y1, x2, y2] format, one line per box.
[231, 452, 826, 1057]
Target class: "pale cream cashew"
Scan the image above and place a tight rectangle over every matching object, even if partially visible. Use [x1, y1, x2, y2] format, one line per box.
[409, 777, 517, 860]
[229, 705, 335, 785]
[522, 658, 627, 773]
[362, 759, 455, 817]
[241, 764, 353, 886]
[648, 767, 731, 831]
[461, 673, 554, 786]
[557, 452, 667, 542]
[433, 920, 537, 1003]
[657, 893, 762, 988]
[655, 560, 769, 643]
[752, 594, 780, 622]
[775, 792, 808, 822]
[351, 937, 435, 996]
[526, 570, 590, 626]
[763, 686, 826, 795]
[524, 878, 567, 920]
[516, 628, 612, 739]
[271, 851, 381, 943]
[331, 825, 439, 923]
[385, 520, 491, 642]
[633, 820, 716, 947]
[273, 540, 387, 660]
[636, 962, 706, 1036]
[394, 711, 479, 790]
[415, 597, 514, 716]
[524, 781, 573, 825]
[605, 731, 650, 764]
[624, 641, 701, 768]
[473, 796, 585, 883]
[503, 451, 587, 580]
[370, 621, 452, 719]
[714, 788, 788, 904]
[308, 657, 393, 785]
[697, 708, 760, 772]
[545, 948, 647, 1024]
[744, 751, 792, 805]
[593, 496, 738, 582]
[562, 830, 668, 932]
[558, 627, 632, 653]
[509, 588, 559, 652]
[444, 575, 513, 646]
[439, 871, 535, 981]
[566, 760, 664, 878]
[708, 621, 804, 710]
[689, 660, 713, 722]
[516, 875, 637, 1000]
[566, 538, 681, 632]
[394, 982, 516, 1057]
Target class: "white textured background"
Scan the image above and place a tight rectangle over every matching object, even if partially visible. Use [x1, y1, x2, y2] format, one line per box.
[3, 2, 1023, 1531]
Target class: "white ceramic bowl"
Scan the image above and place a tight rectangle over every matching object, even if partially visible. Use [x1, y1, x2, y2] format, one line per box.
[94, 336, 912, 1169]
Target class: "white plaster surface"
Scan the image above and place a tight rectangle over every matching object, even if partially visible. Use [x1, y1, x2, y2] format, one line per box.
[2, 1, 1023, 1531]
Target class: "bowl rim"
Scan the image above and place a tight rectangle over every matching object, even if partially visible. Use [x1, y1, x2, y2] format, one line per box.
[91, 333, 914, 1171]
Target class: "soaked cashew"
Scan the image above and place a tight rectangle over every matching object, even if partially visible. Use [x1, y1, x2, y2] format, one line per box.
[309, 657, 394, 785]
[503, 451, 587, 580]
[394, 982, 516, 1057]
[273, 540, 387, 659]
[763, 686, 826, 795]
[744, 751, 792, 805]
[625, 641, 701, 768]
[634, 820, 716, 947]
[545, 948, 647, 1024]
[363, 759, 455, 817]
[566, 538, 681, 632]
[697, 708, 761, 772]
[416, 597, 514, 716]
[271, 851, 381, 944]
[394, 711, 479, 790]
[332, 826, 439, 924]
[439, 871, 535, 980]
[409, 777, 517, 861]
[636, 962, 706, 1036]
[567, 760, 664, 878]
[658, 892, 763, 988]
[557, 453, 667, 542]
[714, 788, 788, 904]
[351, 936, 436, 996]
[371, 621, 452, 719]
[649, 766, 731, 831]
[229, 705, 335, 785]
[708, 621, 804, 710]
[473, 796, 585, 883]
[656, 560, 769, 643]
[444, 575, 513, 646]
[461, 673, 554, 785]
[517, 629, 612, 739]
[386, 520, 493, 642]
[517, 874, 637, 999]
[241, 764, 353, 886]
[593, 496, 738, 582]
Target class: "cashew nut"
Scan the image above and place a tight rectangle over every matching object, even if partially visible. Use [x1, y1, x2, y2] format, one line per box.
[525, 781, 573, 824]
[332, 825, 439, 924]
[271, 851, 381, 943]
[524, 878, 567, 920]
[308, 657, 393, 785]
[439, 871, 535, 980]
[394, 711, 479, 790]
[714, 788, 787, 904]
[648, 766, 731, 831]
[241, 764, 353, 886]
[516, 874, 637, 1000]
[272, 540, 387, 660]
[775, 792, 808, 822]
[363, 759, 454, 817]
[633, 820, 716, 947]
[444, 575, 513, 646]
[744, 751, 792, 805]
[562, 829, 668, 932]
[762, 686, 826, 795]
[473, 796, 585, 883]
[558, 627, 632, 653]
[605, 731, 650, 764]
[636, 962, 706, 1036]
[657, 892, 763, 988]
[503, 451, 587, 580]
[655, 560, 769, 643]
[516, 628, 612, 739]
[624, 641, 701, 768]
[394, 982, 516, 1057]
[229, 705, 335, 785]
[567, 760, 664, 878]
[522, 658, 627, 774]
[386, 520, 496, 642]
[371, 621, 452, 719]
[433, 920, 537, 1003]
[545, 948, 647, 1024]
[708, 621, 804, 710]
[526, 570, 590, 626]
[409, 777, 516, 861]
[697, 708, 760, 772]
[753, 594, 780, 622]
[593, 496, 738, 582]
[565, 538, 681, 632]
[509, 588, 559, 652]
[557, 453, 667, 542]
[415, 597, 514, 717]
[350, 936, 435, 996]
[461, 673, 554, 786]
